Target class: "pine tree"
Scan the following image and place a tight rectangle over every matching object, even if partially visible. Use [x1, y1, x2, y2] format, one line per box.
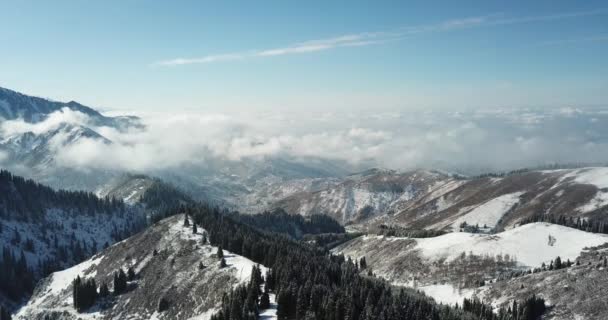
[0, 304, 12, 320]
[359, 256, 367, 269]
[193, 223, 198, 234]
[127, 267, 136, 281]
[184, 213, 190, 227]
[113, 269, 128, 295]
[259, 290, 270, 309]
[99, 282, 110, 298]
[158, 297, 170, 312]
[220, 258, 227, 268]
[217, 246, 224, 259]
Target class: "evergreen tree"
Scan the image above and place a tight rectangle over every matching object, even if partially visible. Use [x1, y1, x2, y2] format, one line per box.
[127, 267, 136, 281]
[217, 246, 224, 259]
[158, 297, 170, 312]
[259, 290, 270, 309]
[359, 256, 367, 269]
[193, 223, 198, 234]
[0, 304, 12, 320]
[113, 269, 128, 295]
[99, 282, 110, 298]
[220, 258, 227, 268]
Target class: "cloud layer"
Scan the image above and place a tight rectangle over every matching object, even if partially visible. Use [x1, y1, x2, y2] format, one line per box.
[3, 107, 608, 175]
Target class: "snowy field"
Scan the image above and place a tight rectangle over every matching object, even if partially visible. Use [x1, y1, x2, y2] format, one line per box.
[416, 222, 608, 267]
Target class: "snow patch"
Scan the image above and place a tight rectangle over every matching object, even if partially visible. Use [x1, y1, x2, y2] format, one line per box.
[451, 192, 523, 231]
[415, 223, 608, 267]
[417, 284, 474, 306]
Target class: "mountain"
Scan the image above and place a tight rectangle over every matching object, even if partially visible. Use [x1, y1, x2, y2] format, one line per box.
[0, 87, 138, 129]
[264, 167, 608, 232]
[95, 174, 193, 212]
[269, 169, 449, 223]
[14, 215, 268, 320]
[333, 223, 608, 318]
[0, 169, 146, 308]
[0, 123, 110, 168]
[16, 204, 522, 320]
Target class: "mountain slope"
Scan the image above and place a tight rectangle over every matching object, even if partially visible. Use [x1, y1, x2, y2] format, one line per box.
[95, 174, 193, 213]
[268, 167, 608, 231]
[271, 169, 451, 223]
[15, 215, 266, 320]
[333, 223, 608, 307]
[0, 170, 145, 308]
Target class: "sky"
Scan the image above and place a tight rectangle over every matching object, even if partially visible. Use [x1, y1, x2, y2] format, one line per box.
[0, 0, 607, 112]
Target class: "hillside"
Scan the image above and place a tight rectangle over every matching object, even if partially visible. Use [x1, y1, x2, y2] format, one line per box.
[95, 174, 193, 213]
[268, 167, 608, 231]
[333, 223, 608, 309]
[15, 215, 268, 320]
[271, 169, 449, 223]
[0, 170, 146, 308]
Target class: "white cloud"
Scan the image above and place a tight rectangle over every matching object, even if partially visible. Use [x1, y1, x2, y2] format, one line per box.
[0, 107, 91, 136]
[4, 107, 608, 175]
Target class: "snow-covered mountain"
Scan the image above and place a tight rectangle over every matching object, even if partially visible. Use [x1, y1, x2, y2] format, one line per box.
[265, 167, 608, 231]
[0, 123, 110, 169]
[0, 86, 138, 128]
[269, 169, 450, 223]
[15, 215, 271, 320]
[333, 222, 608, 316]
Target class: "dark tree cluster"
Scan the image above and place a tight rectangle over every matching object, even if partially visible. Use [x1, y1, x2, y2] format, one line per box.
[376, 224, 447, 238]
[113, 268, 128, 295]
[0, 305, 11, 320]
[462, 295, 546, 320]
[0, 169, 146, 305]
[163, 204, 501, 320]
[70, 267, 131, 313]
[301, 233, 362, 250]
[139, 179, 193, 215]
[231, 209, 345, 239]
[211, 265, 264, 320]
[0, 169, 125, 222]
[521, 214, 608, 234]
[72, 275, 98, 311]
[0, 246, 34, 301]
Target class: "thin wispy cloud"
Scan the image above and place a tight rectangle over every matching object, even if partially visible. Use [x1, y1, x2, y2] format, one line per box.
[154, 9, 608, 66]
[155, 33, 399, 66]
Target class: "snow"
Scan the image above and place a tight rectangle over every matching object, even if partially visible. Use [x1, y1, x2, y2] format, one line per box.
[417, 284, 474, 306]
[577, 190, 608, 213]
[186, 308, 218, 320]
[415, 223, 608, 267]
[165, 218, 268, 285]
[451, 192, 523, 231]
[564, 167, 608, 189]
[15, 255, 104, 317]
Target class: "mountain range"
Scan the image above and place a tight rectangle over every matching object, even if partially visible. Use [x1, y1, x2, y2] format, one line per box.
[2, 86, 608, 319]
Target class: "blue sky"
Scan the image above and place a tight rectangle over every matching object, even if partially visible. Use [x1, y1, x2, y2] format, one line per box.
[0, 0, 607, 111]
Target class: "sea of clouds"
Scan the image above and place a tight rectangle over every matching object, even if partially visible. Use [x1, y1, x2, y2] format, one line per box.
[2, 106, 608, 175]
